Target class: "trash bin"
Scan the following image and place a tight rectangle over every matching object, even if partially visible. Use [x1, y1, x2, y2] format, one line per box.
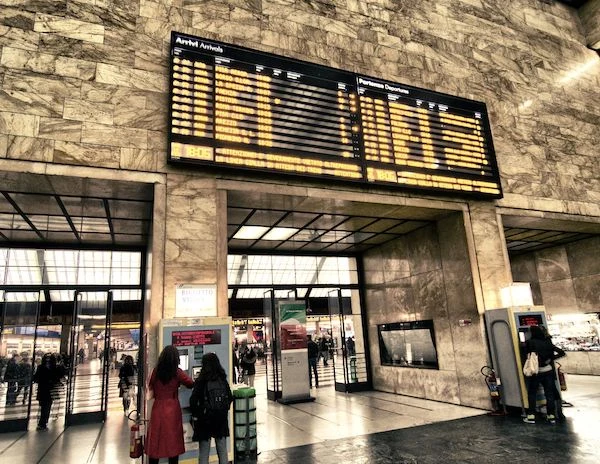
[233, 386, 257, 463]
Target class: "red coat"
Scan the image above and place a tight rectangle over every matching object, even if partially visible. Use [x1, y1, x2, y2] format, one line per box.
[146, 368, 194, 458]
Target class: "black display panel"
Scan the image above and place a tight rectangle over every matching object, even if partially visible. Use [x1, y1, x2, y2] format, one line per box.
[377, 320, 438, 369]
[169, 32, 502, 199]
[517, 314, 544, 327]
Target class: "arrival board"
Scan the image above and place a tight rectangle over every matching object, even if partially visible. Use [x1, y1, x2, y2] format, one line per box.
[169, 32, 502, 198]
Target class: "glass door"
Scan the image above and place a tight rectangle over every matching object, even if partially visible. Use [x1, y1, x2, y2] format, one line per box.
[0, 291, 40, 432]
[65, 291, 112, 426]
[263, 290, 281, 401]
[328, 289, 370, 393]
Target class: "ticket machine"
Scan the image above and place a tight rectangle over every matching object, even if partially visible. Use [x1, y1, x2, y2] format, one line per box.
[484, 306, 548, 410]
[158, 317, 233, 464]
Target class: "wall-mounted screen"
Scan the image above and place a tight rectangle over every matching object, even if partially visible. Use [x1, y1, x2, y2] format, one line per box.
[378, 320, 438, 369]
[168, 32, 502, 199]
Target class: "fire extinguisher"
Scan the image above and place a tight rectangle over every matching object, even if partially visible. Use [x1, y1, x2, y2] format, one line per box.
[130, 419, 143, 459]
[488, 370, 500, 397]
[481, 365, 506, 416]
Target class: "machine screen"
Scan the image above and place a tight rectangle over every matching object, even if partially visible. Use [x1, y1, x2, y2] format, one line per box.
[517, 314, 544, 327]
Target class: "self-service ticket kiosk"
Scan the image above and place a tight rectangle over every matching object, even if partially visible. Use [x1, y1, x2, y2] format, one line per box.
[158, 317, 233, 464]
[484, 306, 548, 410]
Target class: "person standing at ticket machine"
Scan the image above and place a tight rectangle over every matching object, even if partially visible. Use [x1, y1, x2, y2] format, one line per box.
[523, 325, 565, 425]
[146, 345, 194, 464]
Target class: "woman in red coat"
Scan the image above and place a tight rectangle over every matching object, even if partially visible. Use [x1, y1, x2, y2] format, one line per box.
[146, 345, 194, 464]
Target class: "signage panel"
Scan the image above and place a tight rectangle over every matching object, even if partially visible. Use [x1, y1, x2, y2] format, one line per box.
[169, 32, 502, 199]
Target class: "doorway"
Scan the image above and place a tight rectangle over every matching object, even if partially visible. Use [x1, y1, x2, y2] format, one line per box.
[0, 289, 142, 432]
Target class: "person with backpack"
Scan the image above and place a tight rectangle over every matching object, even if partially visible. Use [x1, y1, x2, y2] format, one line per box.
[523, 325, 565, 424]
[190, 353, 233, 464]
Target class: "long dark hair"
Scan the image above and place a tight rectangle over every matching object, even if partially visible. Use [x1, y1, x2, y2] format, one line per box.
[199, 352, 226, 382]
[529, 325, 545, 340]
[156, 345, 180, 384]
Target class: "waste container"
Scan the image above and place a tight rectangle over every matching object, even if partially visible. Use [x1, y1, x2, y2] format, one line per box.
[233, 387, 257, 463]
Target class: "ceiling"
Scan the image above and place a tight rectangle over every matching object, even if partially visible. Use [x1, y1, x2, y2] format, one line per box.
[227, 191, 600, 256]
[503, 215, 600, 255]
[0, 170, 598, 257]
[0, 171, 153, 249]
[227, 190, 452, 255]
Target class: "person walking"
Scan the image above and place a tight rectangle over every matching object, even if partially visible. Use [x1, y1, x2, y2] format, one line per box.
[523, 325, 566, 424]
[16, 355, 32, 405]
[190, 353, 233, 464]
[118, 355, 136, 414]
[307, 335, 319, 388]
[319, 337, 329, 366]
[240, 346, 256, 387]
[4, 354, 20, 406]
[32, 354, 62, 430]
[146, 345, 194, 464]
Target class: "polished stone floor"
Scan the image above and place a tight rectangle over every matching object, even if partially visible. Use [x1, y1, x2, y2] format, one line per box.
[259, 374, 599, 464]
[0, 372, 597, 463]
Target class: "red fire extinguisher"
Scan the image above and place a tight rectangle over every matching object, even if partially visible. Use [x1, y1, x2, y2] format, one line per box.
[130, 420, 143, 459]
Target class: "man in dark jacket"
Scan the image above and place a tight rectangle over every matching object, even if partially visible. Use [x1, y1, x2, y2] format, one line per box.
[32, 353, 62, 430]
[4, 354, 20, 406]
[307, 335, 319, 388]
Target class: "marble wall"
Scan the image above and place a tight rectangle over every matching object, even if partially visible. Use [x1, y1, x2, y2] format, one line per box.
[0, 0, 598, 218]
[510, 235, 600, 314]
[364, 213, 490, 408]
[580, 0, 600, 49]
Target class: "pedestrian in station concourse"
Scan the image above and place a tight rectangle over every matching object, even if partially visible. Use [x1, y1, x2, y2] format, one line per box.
[240, 345, 257, 387]
[307, 335, 319, 388]
[190, 352, 233, 464]
[118, 355, 136, 414]
[523, 325, 565, 425]
[32, 353, 62, 430]
[146, 345, 194, 464]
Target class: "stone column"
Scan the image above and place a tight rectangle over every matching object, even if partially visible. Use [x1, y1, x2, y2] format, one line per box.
[144, 174, 227, 378]
[163, 174, 221, 319]
[438, 213, 489, 409]
[465, 201, 512, 311]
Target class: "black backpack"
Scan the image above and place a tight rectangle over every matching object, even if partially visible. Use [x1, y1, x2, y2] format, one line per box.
[203, 378, 232, 412]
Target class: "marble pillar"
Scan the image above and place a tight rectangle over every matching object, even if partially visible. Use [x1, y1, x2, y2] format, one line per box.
[467, 201, 512, 310]
[438, 213, 489, 409]
[163, 173, 221, 319]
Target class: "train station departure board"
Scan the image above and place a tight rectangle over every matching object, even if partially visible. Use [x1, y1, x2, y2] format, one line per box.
[168, 32, 503, 199]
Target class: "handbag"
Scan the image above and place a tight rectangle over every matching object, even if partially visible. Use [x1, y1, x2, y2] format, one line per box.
[557, 363, 567, 391]
[523, 352, 539, 377]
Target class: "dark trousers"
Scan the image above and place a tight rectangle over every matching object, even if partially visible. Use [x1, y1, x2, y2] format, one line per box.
[526, 370, 556, 416]
[6, 381, 18, 405]
[148, 457, 178, 464]
[39, 398, 53, 427]
[308, 357, 318, 387]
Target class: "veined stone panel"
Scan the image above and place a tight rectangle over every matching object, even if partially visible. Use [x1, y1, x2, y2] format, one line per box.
[0, 0, 596, 214]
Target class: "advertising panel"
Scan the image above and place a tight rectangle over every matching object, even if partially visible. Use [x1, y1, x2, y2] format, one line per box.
[278, 301, 309, 401]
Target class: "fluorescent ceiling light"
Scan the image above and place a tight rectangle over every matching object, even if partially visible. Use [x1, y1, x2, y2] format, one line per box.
[233, 226, 269, 240]
[262, 227, 298, 241]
